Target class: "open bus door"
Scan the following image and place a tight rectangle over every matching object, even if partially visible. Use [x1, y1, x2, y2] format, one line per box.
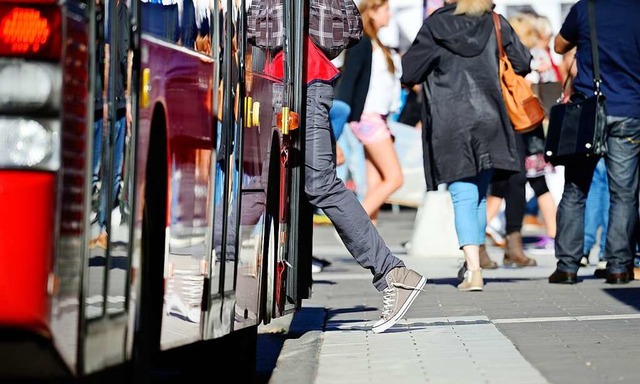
[204, 0, 310, 337]
[284, 0, 313, 315]
[81, 0, 139, 375]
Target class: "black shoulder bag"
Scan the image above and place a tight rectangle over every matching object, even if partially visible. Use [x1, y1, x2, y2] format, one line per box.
[544, 0, 607, 166]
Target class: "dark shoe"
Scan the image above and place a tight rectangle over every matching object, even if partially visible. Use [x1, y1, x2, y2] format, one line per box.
[503, 232, 537, 267]
[479, 244, 498, 269]
[593, 260, 607, 278]
[605, 271, 630, 285]
[458, 262, 467, 282]
[548, 269, 577, 284]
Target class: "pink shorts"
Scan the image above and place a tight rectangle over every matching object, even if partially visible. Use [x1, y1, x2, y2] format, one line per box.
[350, 112, 391, 145]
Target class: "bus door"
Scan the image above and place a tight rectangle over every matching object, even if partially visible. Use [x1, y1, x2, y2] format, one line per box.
[282, 0, 313, 318]
[205, 0, 295, 335]
[203, 0, 240, 338]
[81, 0, 136, 373]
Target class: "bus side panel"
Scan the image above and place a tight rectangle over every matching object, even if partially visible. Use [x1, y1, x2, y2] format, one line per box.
[135, 37, 215, 352]
[0, 172, 55, 333]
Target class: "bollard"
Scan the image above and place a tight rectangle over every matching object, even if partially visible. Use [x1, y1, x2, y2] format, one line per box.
[408, 185, 462, 258]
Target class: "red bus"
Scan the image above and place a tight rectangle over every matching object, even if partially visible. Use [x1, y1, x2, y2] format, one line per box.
[0, 0, 312, 381]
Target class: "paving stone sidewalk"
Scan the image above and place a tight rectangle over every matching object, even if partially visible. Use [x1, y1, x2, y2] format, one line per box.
[265, 209, 640, 384]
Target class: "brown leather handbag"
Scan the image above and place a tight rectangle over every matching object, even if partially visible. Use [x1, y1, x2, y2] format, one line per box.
[493, 12, 545, 134]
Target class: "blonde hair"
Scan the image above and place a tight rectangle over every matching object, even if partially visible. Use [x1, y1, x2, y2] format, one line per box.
[453, 0, 493, 16]
[535, 15, 553, 39]
[359, 0, 395, 74]
[508, 13, 538, 49]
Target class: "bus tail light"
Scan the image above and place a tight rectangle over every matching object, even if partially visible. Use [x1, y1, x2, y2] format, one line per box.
[0, 61, 62, 113]
[0, 118, 60, 170]
[0, 4, 61, 61]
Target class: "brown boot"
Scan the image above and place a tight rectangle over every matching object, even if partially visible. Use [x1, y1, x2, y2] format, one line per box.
[480, 244, 498, 269]
[503, 232, 537, 267]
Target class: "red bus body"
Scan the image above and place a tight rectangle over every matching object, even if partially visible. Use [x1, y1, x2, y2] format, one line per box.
[0, 1, 310, 380]
[0, 172, 56, 333]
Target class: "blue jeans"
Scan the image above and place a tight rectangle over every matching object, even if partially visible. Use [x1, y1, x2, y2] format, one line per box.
[583, 157, 609, 260]
[329, 99, 351, 141]
[448, 170, 494, 247]
[96, 116, 126, 230]
[603, 116, 640, 274]
[92, 118, 103, 186]
[336, 123, 367, 201]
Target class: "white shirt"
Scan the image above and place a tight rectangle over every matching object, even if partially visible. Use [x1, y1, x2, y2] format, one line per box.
[362, 44, 402, 115]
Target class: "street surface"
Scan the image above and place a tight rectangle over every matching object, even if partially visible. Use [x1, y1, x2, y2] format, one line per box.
[258, 208, 640, 384]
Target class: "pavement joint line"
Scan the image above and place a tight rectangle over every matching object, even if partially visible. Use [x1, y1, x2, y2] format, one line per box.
[492, 313, 640, 324]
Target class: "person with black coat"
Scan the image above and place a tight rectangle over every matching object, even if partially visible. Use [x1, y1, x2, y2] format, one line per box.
[401, 0, 532, 291]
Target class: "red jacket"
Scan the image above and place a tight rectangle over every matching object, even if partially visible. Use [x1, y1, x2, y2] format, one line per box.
[265, 37, 340, 85]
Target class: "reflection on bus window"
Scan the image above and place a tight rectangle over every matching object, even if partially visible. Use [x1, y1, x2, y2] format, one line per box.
[141, 0, 212, 54]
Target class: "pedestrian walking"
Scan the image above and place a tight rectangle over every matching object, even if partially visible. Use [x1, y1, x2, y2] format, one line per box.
[549, 0, 640, 285]
[401, 0, 532, 291]
[335, 0, 405, 226]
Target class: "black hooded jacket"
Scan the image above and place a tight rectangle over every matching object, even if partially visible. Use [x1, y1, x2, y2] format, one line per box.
[401, 4, 532, 190]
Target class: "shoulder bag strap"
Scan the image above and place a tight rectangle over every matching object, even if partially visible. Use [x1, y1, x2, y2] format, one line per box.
[492, 12, 504, 58]
[588, 0, 602, 94]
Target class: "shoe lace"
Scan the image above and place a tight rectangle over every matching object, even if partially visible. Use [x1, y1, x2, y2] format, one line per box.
[380, 282, 425, 319]
[380, 286, 396, 319]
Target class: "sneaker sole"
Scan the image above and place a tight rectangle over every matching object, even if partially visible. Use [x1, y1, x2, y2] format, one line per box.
[371, 276, 427, 334]
[458, 285, 483, 292]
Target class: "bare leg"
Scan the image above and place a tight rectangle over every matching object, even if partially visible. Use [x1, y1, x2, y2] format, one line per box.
[463, 244, 480, 271]
[364, 156, 382, 222]
[486, 195, 503, 223]
[361, 137, 403, 220]
[537, 192, 557, 238]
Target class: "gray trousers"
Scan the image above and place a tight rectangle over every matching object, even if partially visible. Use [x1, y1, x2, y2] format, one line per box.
[304, 82, 404, 291]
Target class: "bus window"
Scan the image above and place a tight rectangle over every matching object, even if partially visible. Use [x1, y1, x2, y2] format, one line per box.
[140, 0, 211, 53]
[140, 0, 180, 43]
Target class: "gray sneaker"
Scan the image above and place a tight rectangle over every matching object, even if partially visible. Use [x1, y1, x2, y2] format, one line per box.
[371, 267, 426, 334]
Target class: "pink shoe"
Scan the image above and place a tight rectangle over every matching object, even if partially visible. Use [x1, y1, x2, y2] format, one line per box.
[533, 236, 554, 250]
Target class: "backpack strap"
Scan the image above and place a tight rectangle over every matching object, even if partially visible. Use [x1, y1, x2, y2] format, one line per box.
[588, 0, 602, 94]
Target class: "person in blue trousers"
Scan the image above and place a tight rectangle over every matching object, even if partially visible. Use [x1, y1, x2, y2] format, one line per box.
[582, 157, 608, 277]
